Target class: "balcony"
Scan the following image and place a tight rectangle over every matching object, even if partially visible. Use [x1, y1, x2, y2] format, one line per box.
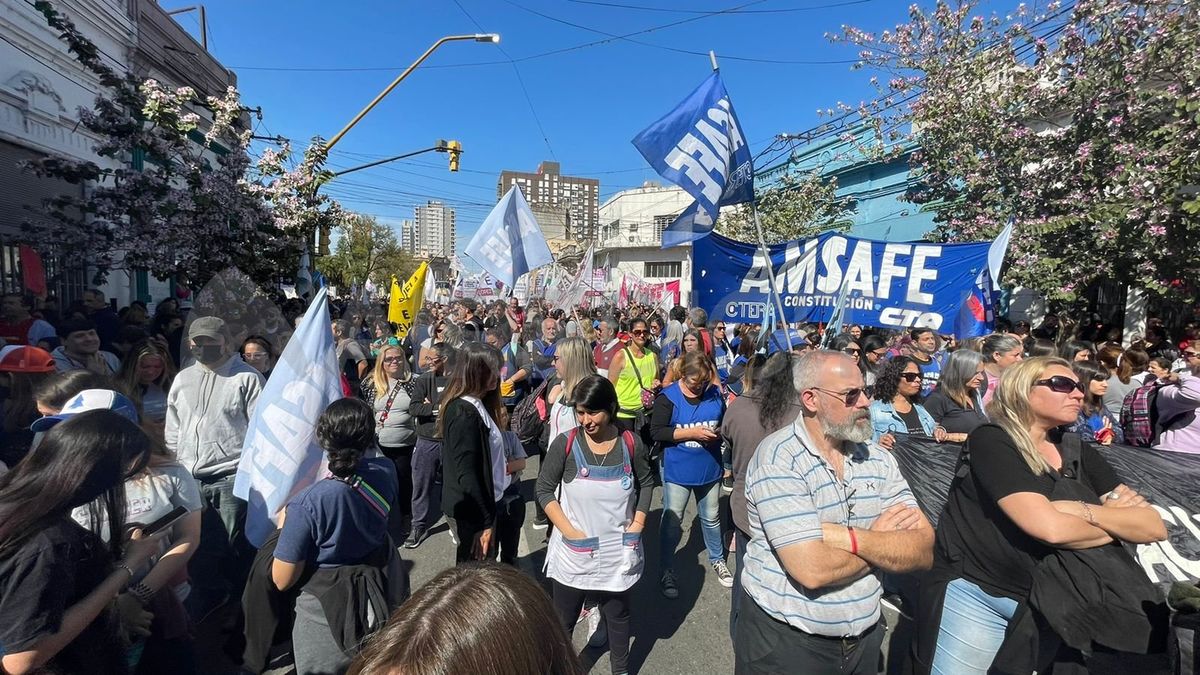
[598, 229, 664, 250]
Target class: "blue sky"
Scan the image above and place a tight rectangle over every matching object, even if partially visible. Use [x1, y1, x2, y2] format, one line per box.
[166, 0, 915, 251]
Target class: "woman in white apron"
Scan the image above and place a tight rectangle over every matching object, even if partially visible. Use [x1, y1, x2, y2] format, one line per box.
[536, 375, 654, 675]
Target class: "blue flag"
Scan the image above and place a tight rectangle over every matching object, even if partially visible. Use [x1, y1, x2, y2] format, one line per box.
[632, 71, 754, 248]
[464, 185, 554, 287]
[234, 287, 343, 547]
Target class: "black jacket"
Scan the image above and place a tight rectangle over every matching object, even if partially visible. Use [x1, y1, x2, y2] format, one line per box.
[440, 398, 497, 529]
[409, 371, 448, 439]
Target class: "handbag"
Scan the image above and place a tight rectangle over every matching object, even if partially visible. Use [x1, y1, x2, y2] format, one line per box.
[623, 347, 659, 409]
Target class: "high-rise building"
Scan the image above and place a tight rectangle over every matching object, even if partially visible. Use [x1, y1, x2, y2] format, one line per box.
[497, 161, 599, 242]
[398, 219, 415, 253]
[412, 201, 455, 259]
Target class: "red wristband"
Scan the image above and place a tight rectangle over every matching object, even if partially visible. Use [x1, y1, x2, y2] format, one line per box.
[847, 526, 859, 555]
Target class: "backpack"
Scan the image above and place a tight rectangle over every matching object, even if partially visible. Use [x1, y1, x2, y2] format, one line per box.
[511, 379, 551, 445]
[565, 427, 636, 459]
[1120, 380, 1187, 447]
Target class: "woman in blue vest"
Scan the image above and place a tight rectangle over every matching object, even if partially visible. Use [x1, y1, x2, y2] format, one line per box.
[650, 351, 730, 600]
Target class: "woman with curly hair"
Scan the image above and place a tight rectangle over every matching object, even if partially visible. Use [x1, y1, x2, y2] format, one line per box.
[869, 356, 948, 449]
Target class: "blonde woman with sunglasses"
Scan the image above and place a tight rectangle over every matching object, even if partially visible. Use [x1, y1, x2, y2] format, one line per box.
[918, 357, 1167, 674]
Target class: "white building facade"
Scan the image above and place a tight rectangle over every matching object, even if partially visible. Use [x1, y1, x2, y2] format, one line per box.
[413, 200, 455, 259]
[597, 183, 695, 304]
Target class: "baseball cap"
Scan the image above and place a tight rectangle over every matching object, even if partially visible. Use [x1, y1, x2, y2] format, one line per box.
[767, 329, 809, 354]
[32, 388, 140, 432]
[0, 345, 56, 373]
[57, 318, 96, 339]
[188, 315, 227, 341]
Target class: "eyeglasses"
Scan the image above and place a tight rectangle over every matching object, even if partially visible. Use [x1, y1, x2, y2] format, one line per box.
[843, 348, 861, 356]
[900, 372, 922, 383]
[241, 352, 268, 362]
[812, 387, 867, 406]
[1185, 351, 1200, 358]
[1034, 376, 1084, 394]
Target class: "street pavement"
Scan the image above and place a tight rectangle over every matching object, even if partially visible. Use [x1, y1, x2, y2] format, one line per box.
[399, 453, 740, 675]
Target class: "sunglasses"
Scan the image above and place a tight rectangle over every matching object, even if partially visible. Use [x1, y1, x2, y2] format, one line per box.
[1185, 351, 1200, 358]
[715, 326, 726, 331]
[631, 329, 647, 336]
[900, 372, 922, 383]
[813, 387, 868, 406]
[381, 356, 404, 363]
[843, 348, 861, 356]
[1034, 376, 1084, 394]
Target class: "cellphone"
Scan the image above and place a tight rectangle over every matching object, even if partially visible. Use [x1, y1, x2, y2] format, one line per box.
[140, 505, 188, 536]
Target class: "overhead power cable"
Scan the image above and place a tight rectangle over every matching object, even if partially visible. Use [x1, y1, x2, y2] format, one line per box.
[567, 0, 878, 14]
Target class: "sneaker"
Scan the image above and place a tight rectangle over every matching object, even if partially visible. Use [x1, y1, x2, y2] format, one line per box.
[661, 570, 679, 599]
[721, 474, 734, 494]
[402, 529, 427, 549]
[712, 560, 734, 588]
[586, 606, 608, 647]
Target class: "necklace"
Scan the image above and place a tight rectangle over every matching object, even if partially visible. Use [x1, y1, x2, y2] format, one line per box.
[581, 430, 618, 465]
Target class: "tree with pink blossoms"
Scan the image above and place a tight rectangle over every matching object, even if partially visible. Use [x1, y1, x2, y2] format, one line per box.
[21, 1, 342, 288]
[833, 0, 1200, 303]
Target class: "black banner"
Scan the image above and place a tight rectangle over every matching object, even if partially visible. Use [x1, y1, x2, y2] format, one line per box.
[891, 435, 1200, 584]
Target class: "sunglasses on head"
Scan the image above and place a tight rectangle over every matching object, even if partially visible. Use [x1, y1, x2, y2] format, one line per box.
[1034, 375, 1084, 393]
[900, 372, 922, 382]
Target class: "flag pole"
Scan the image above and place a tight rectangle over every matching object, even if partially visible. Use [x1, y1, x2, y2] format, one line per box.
[710, 50, 793, 352]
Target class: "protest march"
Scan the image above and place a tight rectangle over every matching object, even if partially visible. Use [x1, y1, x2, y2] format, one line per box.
[2, 1, 1200, 674]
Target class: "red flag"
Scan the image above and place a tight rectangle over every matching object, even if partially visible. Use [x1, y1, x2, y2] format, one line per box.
[19, 246, 46, 299]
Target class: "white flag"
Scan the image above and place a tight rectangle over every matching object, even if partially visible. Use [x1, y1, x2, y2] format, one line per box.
[234, 287, 343, 547]
[464, 185, 554, 287]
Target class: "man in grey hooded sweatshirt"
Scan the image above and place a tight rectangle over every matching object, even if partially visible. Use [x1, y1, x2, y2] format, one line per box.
[166, 315, 265, 622]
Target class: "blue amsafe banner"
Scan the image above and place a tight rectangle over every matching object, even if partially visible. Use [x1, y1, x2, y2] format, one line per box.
[693, 231, 995, 335]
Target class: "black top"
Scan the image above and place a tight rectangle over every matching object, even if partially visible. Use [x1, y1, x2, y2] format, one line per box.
[0, 518, 126, 674]
[897, 405, 926, 435]
[935, 424, 1120, 600]
[923, 389, 988, 434]
[408, 372, 449, 439]
[440, 398, 497, 529]
[536, 428, 655, 513]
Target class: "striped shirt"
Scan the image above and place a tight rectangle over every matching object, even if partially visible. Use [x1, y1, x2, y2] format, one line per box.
[743, 419, 917, 637]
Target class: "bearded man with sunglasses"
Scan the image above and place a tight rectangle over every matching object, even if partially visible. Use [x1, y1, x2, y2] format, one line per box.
[736, 350, 933, 674]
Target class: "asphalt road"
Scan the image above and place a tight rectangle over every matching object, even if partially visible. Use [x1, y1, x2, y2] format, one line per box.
[399, 456, 741, 675]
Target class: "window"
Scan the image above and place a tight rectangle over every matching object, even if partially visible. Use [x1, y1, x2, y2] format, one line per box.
[653, 214, 674, 240]
[644, 261, 682, 278]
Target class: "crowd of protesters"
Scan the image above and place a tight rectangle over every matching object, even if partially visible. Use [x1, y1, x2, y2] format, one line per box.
[0, 287, 1197, 674]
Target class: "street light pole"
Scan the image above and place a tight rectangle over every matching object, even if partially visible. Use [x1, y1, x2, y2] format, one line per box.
[323, 33, 500, 152]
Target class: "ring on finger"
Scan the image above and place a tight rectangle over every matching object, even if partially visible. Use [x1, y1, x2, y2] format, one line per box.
[1106, 491, 1121, 501]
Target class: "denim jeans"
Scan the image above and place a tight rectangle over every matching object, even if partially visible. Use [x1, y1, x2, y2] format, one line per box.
[931, 577, 1019, 675]
[659, 475, 725, 568]
[187, 473, 253, 619]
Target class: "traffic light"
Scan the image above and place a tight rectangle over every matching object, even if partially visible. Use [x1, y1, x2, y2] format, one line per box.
[447, 140, 462, 172]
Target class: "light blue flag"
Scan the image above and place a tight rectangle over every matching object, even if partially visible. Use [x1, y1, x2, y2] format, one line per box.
[464, 185, 554, 287]
[234, 286, 343, 547]
[631, 71, 755, 248]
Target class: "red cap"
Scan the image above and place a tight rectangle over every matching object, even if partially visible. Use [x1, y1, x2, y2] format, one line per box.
[0, 346, 56, 373]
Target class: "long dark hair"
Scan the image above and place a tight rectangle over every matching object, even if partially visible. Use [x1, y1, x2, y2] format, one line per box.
[1060, 339, 1095, 361]
[1071, 360, 1110, 417]
[437, 342, 501, 438]
[828, 333, 869, 379]
[33, 369, 114, 413]
[349, 562, 582, 675]
[316, 398, 376, 479]
[0, 410, 150, 560]
[758, 352, 800, 430]
[875, 356, 917, 404]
